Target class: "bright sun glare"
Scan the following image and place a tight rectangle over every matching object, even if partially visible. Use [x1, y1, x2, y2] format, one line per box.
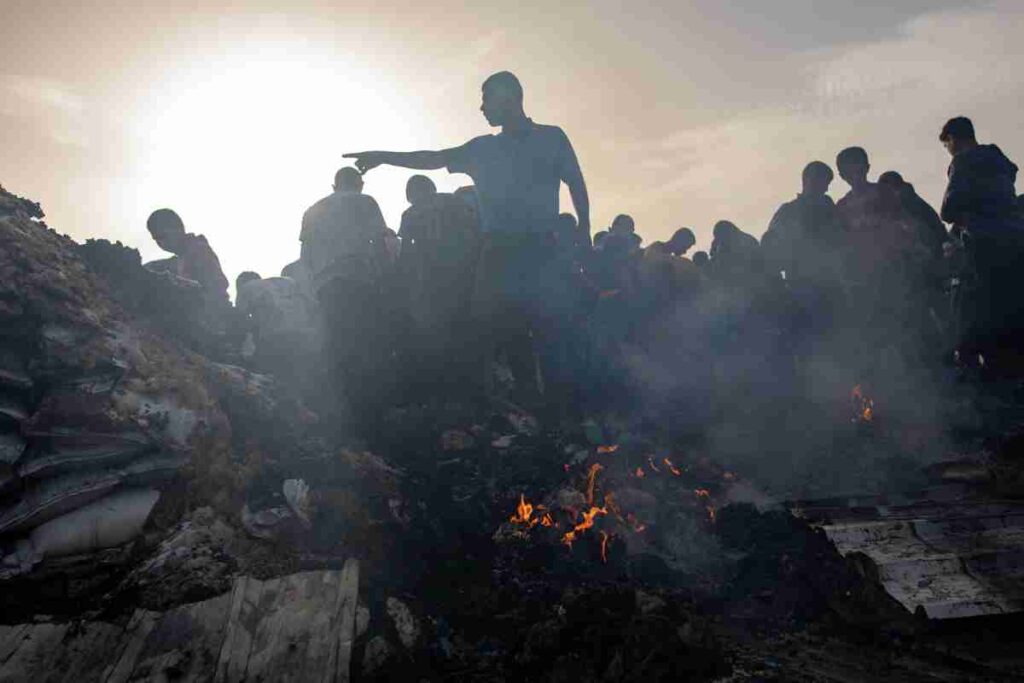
[128, 43, 418, 291]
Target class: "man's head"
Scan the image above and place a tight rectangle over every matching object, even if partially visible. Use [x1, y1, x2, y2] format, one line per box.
[593, 230, 609, 249]
[406, 174, 437, 206]
[692, 251, 710, 268]
[667, 227, 696, 256]
[877, 171, 909, 202]
[939, 116, 977, 157]
[836, 147, 870, 190]
[146, 208, 187, 254]
[610, 214, 635, 235]
[236, 271, 261, 291]
[556, 212, 578, 237]
[480, 71, 524, 127]
[334, 167, 364, 193]
[713, 220, 739, 241]
[801, 161, 834, 196]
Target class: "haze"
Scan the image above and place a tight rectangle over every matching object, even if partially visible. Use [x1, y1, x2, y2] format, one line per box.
[2, 0, 1021, 289]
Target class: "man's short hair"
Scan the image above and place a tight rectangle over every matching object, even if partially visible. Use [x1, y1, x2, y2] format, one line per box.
[406, 175, 437, 203]
[482, 71, 524, 102]
[836, 147, 869, 169]
[802, 161, 834, 185]
[334, 167, 363, 191]
[713, 220, 739, 238]
[940, 116, 975, 142]
[146, 208, 185, 235]
[611, 214, 635, 233]
[877, 171, 905, 188]
[236, 271, 261, 289]
[670, 227, 696, 245]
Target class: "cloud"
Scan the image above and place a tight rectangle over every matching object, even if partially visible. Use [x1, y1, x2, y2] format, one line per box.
[0, 75, 88, 147]
[609, 1, 1024, 243]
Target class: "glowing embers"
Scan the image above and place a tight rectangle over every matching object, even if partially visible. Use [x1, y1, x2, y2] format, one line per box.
[850, 384, 875, 423]
[509, 493, 554, 529]
[694, 488, 716, 524]
[505, 446, 725, 565]
[561, 505, 609, 548]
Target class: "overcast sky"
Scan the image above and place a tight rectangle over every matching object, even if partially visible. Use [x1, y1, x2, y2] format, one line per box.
[1, 0, 1021, 290]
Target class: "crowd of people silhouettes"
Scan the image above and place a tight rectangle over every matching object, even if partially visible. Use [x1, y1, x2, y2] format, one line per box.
[140, 72, 1024, 429]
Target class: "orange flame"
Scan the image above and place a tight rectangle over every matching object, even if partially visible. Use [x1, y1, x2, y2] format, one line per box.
[540, 512, 555, 528]
[851, 384, 874, 423]
[510, 494, 547, 528]
[562, 505, 608, 547]
[596, 444, 619, 454]
[585, 463, 604, 505]
[600, 531, 610, 563]
[663, 458, 682, 476]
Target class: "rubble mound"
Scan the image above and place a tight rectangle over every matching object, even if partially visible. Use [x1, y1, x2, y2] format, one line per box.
[0, 186, 387, 618]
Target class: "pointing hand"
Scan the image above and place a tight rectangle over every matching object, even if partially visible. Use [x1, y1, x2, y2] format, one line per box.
[343, 151, 384, 175]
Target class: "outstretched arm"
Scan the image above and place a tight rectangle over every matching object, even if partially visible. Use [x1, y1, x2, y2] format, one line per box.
[559, 135, 591, 236]
[343, 150, 452, 174]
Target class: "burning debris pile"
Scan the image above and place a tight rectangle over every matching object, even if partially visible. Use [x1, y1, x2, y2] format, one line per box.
[3, 184, 1024, 680]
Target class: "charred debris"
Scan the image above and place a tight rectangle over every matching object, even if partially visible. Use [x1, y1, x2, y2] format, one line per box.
[2, 183, 1024, 680]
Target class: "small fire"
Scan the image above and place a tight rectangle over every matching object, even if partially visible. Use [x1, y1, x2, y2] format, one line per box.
[596, 444, 619, 454]
[540, 512, 555, 527]
[663, 458, 682, 476]
[585, 463, 604, 505]
[510, 494, 548, 528]
[600, 530, 610, 563]
[850, 384, 874, 423]
[562, 505, 608, 547]
[693, 489, 716, 523]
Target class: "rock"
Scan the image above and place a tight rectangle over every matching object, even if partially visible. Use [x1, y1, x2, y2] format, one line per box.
[386, 597, 421, 649]
[362, 635, 393, 675]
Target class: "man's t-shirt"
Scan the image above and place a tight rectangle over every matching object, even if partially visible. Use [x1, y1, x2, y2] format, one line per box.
[300, 190, 389, 289]
[144, 233, 229, 304]
[237, 276, 319, 340]
[445, 120, 580, 235]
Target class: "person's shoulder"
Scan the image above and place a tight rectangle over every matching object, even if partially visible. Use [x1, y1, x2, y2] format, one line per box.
[185, 233, 215, 252]
[533, 122, 567, 136]
[304, 192, 337, 217]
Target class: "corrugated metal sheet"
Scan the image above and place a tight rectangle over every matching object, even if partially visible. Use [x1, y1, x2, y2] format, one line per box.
[792, 490, 1024, 619]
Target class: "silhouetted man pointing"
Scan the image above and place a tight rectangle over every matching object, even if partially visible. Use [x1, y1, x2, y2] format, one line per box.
[346, 71, 591, 406]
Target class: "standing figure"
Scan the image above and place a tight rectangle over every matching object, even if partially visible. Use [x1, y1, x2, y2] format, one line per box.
[345, 71, 591, 409]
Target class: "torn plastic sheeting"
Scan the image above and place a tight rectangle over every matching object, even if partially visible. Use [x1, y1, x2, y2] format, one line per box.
[0, 455, 183, 534]
[26, 488, 160, 561]
[16, 433, 156, 480]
